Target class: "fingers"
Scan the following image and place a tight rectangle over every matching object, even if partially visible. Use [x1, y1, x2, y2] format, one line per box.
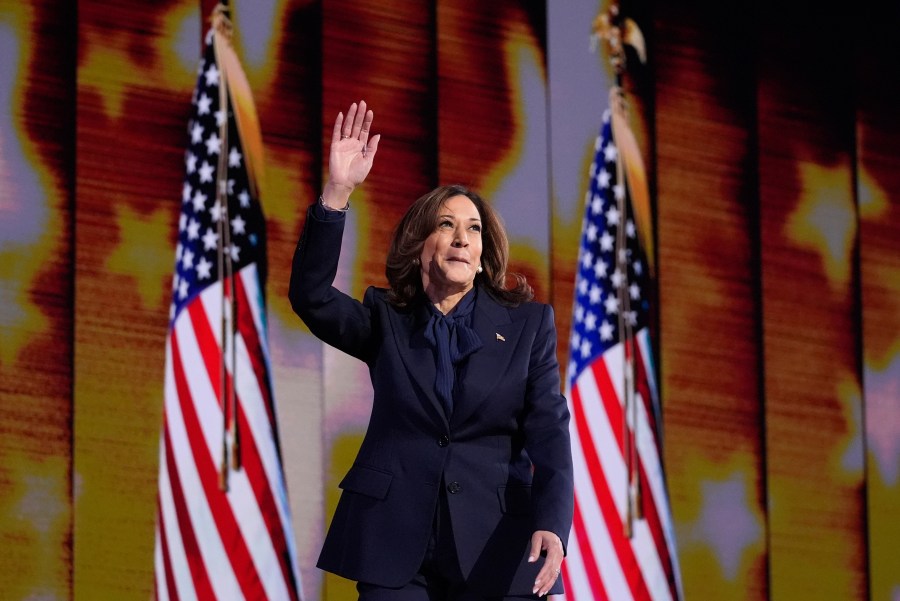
[350, 100, 368, 139]
[529, 530, 564, 597]
[332, 111, 344, 144]
[358, 108, 374, 146]
[533, 555, 563, 597]
[336, 101, 375, 148]
[341, 102, 357, 139]
[365, 134, 381, 160]
[528, 531, 543, 563]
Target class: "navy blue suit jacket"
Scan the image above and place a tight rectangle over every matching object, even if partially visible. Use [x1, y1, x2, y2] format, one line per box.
[289, 205, 574, 595]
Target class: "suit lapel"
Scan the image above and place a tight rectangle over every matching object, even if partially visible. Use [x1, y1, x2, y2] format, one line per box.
[392, 303, 448, 428]
[452, 293, 522, 428]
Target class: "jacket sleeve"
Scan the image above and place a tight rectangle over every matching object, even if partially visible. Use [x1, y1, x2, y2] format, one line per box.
[288, 203, 374, 362]
[522, 303, 574, 552]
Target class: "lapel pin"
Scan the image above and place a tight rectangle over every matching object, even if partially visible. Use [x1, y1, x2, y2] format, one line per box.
[496, 333, 505, 342]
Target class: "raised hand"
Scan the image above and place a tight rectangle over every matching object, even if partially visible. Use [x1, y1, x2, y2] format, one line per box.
[322, 100, 381, 209]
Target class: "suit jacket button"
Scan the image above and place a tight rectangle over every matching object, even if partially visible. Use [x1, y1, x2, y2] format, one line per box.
[438, 435, 449, 447]
[447, 481, 461, 494]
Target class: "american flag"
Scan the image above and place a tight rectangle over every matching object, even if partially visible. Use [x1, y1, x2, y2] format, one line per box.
[559, 101, 683, 601]
[154, 15, 303, 601]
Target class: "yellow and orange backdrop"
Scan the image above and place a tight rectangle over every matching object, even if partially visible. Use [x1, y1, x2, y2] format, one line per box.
[0, 0, 898, 599]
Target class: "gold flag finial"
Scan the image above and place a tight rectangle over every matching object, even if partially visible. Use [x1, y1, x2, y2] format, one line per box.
[591, 3, 646, 72]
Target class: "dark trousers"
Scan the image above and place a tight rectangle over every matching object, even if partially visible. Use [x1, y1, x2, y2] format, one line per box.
[356, 485, 540, 601]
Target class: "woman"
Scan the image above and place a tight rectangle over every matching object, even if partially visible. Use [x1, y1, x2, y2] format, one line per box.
[289, 101, 574, 600]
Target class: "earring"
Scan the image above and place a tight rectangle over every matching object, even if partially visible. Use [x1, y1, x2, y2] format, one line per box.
[412, 258, 420, 266]
[476, 265, 483, 273]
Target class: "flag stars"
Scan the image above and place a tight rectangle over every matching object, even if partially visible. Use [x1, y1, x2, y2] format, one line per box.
[181, 248, 195, 270]
[589, 284, 602, 305]
[629, 283, 641, 300]
[604, 142, 618, 162]
[606, 205, 620, 226]
[591, 195, 603, 215]
[613, 183, 625, 201]
[182, 182, 192, 202]
[586, 223, 599, 242]
[178, 278, 189, 300]
[186, 152, 197, 173]
[581, 249, 594, 270]
[209, 200, 224, 222]
[186, 218, 200, 240]
[633, 260, 643, 276]
[192, 190, 207, 212]
[198, 161, 215, 183]
[594, 258, 608, 279]
[626, 220, 636, 238]
[197, 93, 212, 115]
[599, 320, 615, 341]
[205, 132, 222, 155]
[215, 109, 226, 127]
[190, 121, 204, 144]
[584, 311, 598, 331]
[597, 168, 611, 189]
[196, 256, 212, 280]
[228, 243, 241, 262]
[599, 231, 614, 252]
[579, 338, 592, 359]
[179, 213, 187, 232]
[202, 228, 218, 251]
[571, 331, 581, 351]
[238, 190, 250, 208]
[611, 268, 625, 288]
[204, 63, 220, 87]
[229, 147, 242, 167]
[575, 304, 585, 323]
[231, 214, 246, 235]
[604, 295, 619, 315]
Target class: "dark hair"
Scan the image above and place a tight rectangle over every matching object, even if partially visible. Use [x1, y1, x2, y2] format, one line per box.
[385, 184, 533, 308]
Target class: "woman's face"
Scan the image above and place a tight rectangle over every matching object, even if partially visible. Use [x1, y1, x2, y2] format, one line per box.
[419, 194, 483, 298]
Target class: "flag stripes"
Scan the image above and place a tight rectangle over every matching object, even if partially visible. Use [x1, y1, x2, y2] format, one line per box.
[158, 277, 300, 601]
[155, 15, 302, 597]
[561, 105, 682, 601]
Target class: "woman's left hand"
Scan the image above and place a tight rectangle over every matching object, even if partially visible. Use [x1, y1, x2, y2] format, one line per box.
[528, 530, 564, 597]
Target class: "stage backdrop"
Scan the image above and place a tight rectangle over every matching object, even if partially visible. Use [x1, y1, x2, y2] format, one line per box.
[0, 0, 898, 600]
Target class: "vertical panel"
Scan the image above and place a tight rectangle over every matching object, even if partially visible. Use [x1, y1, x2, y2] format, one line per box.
[320, 1, 436, 598]
[0, 0, 75, 598]
[653, 2, 768, 599]
[856, 4, 900, 601]
[74, 1, 197, 597]
[227, 0, 326, 596]
[546, 0, 615, 365]
[437, 0, 550, 301]
[757, 6, 867, 600]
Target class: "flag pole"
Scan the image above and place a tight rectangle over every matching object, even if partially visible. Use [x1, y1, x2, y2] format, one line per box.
[211, 3, 241, 490]
[592, 0, 648, 538]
